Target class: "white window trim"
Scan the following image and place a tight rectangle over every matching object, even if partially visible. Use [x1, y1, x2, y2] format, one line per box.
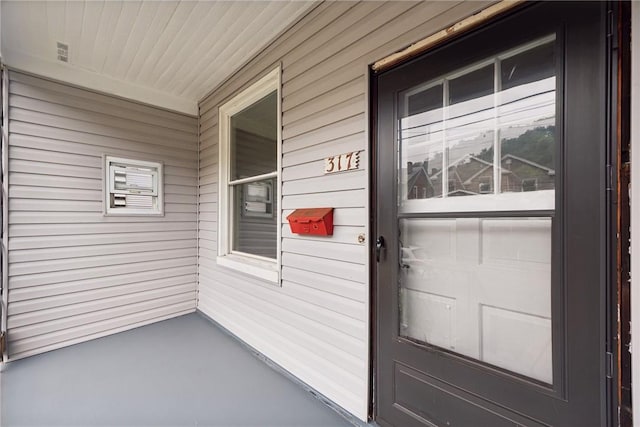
[103, 155, 164, 216]
[218, 66, 282, 284]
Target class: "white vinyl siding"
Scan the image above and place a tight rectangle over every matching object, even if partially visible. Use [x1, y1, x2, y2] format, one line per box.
[6, 70, 198, 360]
[198, 1, 491, 420]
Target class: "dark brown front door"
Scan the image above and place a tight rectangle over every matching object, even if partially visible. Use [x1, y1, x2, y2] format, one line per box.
[374, 3, 613, 426]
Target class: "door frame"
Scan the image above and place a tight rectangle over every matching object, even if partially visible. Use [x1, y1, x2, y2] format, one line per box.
[367, 2, 625, 425]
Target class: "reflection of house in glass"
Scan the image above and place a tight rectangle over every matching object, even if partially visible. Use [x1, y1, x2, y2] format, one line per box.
[469, 154, 555, 194]
[406, 162, 434, 199]
[407, 154, 555, 199]
[430, 155, 492, 197]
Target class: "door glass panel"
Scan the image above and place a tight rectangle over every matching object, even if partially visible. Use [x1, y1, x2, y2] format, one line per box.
[498, 41, 556, 194]
[402, 83, 444, 199]
[399, 217, 552, 384]
[397, 36, 556, 384]
[398, 36, 556, 213]
[446, 64, 495, 198]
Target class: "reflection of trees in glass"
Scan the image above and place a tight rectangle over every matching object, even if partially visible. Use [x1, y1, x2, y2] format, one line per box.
[406, 125, 555, 199]
[476, 125, 555, 169]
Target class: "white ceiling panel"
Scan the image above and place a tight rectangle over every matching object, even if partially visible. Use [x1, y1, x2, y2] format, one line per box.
[1, 0, 317, 115]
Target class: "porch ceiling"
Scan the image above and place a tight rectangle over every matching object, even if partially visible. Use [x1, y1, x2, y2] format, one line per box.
[0, 1, 317, 115]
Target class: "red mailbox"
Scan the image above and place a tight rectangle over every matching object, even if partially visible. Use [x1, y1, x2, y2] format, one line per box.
[287, 208, 334, 236]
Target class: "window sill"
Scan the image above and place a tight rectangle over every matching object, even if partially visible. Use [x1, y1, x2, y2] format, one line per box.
[216, 254, 280, 284]
[104, 210, 165, 216]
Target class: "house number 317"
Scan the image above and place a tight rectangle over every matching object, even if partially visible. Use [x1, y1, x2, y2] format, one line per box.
[325, 151, 360, 174]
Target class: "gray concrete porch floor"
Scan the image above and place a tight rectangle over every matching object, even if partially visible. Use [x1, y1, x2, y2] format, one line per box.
[0, 313, 355, 427]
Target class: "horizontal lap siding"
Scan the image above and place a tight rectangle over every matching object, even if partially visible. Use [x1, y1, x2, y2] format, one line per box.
[7, 71, 199, 360]
[197, 1, 491, 420]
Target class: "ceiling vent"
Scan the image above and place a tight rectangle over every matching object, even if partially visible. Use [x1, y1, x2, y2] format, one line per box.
[56, 42, 68, 62]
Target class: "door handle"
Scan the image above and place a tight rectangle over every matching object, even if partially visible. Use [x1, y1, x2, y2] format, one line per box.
[376, 236, 385, 262]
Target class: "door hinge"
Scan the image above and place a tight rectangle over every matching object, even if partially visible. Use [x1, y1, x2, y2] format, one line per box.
[606, 351, 614, 379]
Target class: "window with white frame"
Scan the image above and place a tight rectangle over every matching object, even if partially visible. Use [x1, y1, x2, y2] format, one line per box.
[104, 156, 163, 216]
[218, 68, 281, 283]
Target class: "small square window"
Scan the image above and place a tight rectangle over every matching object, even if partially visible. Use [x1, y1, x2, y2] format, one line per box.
[522, 178, 538, 192]
[479, 180, 492, 194]
[104, 156, 163, 216]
